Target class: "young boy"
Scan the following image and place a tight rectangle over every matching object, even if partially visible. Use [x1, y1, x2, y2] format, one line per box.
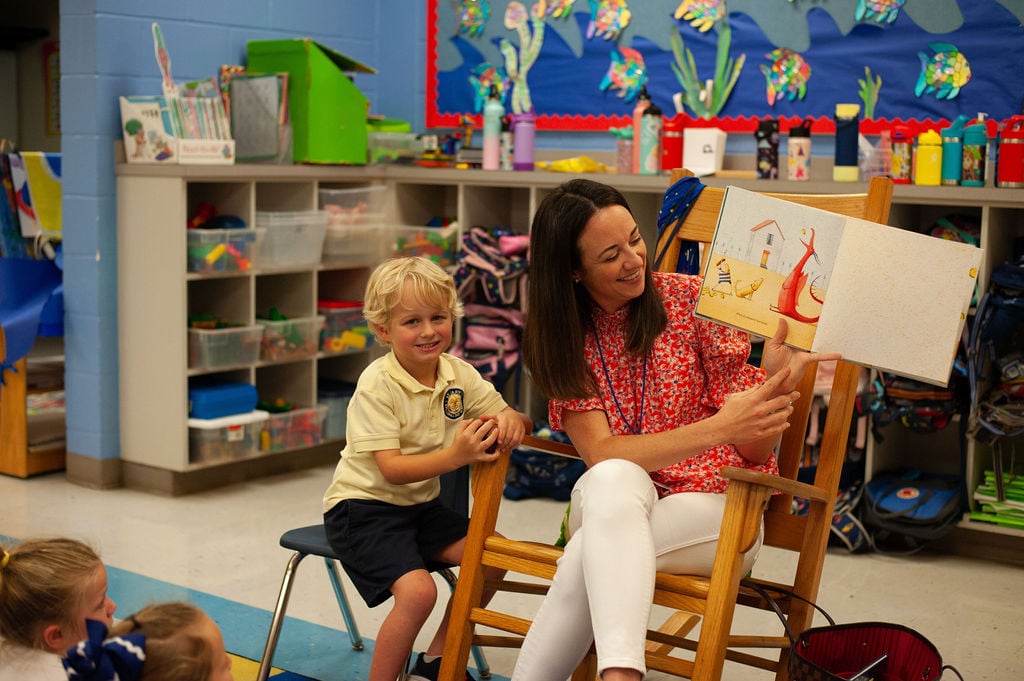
[323, 257, 530, 681]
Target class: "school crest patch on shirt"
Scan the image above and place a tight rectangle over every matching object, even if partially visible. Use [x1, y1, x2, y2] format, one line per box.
[444, 388, 465, 419]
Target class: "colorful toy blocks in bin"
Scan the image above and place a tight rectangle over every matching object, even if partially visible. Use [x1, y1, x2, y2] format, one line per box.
[318, 300, 375, 353]
[257, 315, 324, 361]
[188, 325, 264, 369]
[319, 186, 387, 224]
[186, 228, 264, 273]
[254, 211, 328, 268]
[393, 224, 459, 267]
[188, 410, 268, 463]
[260, 404, 328, 452]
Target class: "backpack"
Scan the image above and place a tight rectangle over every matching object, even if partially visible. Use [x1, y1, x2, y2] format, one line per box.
[861, 469, 963, 552]
[503, 425, 586, 502]
[450, 302, 523, 395]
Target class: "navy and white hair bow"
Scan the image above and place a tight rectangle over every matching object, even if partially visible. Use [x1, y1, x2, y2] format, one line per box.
[63, 619, 146, 681]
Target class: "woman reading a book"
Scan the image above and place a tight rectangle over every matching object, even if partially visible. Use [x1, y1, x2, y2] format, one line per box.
[513, 179, 837, 681]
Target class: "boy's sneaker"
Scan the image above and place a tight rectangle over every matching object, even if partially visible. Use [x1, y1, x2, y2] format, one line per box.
[407, 652, 477, 681]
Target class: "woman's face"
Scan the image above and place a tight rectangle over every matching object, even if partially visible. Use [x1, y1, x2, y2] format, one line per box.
[573, 204, 647, 313]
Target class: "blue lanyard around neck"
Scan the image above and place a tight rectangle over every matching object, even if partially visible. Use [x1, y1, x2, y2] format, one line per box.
[592, 323, 647, 435]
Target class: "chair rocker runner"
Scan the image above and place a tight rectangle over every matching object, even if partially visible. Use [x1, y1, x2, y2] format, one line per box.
[438, 173, 894, 681]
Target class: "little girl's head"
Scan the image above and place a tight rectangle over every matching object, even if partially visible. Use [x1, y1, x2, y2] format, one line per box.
[64, 602, 232, 681]
[0, 537, 116, 654]
[363, 256, 464, 346]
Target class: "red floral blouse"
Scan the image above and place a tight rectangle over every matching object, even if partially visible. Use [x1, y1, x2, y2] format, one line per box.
[549, 272, 779, 495]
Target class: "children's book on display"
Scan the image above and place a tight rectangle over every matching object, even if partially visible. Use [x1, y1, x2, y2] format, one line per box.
[694, 186, 983, 386]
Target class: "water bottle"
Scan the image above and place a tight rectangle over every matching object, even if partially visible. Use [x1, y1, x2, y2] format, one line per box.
[940, 115, 968, 186]
[500, 117, 513, 170]
[638, 102, 663, 175]
[996, 115, 1024, 188]
[661, 116, 684, 174]
[787, 117, 812, 181]
[631, 86, 650, 174]
[962, 115, 989, 187]
[913, 130, 942, 186]
[755, 117, 779, 179]
[833, 104, 860, 181]
[482, 85, 503, 171]
[512, 110, 535, 171]
[890, 126, 912, 184]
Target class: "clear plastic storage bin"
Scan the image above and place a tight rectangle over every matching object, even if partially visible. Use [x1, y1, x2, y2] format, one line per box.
[261, 404, 328, 452]
[318, 380, 356, 440]
[392, 225, 459, 267]
[186, 228, 264, 273]
[322, 222, 389, 266]
[318, 301, 375, 353]
[258, 315, 325, 361]
[188, 325, 264, 369]
[188, 410, 269, 463]
[254, 211, 327, 268]
[367, 133, 421, 163]
[318, 185, 387, 225]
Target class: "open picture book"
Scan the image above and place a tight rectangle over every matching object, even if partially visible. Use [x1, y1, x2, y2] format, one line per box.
[694, 186, 984, 386]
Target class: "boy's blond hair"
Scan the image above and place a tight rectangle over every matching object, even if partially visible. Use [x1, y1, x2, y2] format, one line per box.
[108, 602, 215, 681]
[0, 537, 103, 648]
[363, 257, 463, 345]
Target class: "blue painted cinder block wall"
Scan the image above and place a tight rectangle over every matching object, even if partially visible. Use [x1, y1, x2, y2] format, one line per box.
[58, 0, 425, 469]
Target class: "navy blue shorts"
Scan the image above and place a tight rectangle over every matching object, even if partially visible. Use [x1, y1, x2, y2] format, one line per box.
[323, 497, 470, 607]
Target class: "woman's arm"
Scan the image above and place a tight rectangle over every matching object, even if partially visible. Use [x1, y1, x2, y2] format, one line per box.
[562, 369, 798, 471]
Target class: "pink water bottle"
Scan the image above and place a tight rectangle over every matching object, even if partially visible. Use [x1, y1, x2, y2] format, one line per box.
[512, 111, 535, 171]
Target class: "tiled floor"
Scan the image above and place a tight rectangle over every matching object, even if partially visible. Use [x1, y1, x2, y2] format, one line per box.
[2, 464, 1022, 680]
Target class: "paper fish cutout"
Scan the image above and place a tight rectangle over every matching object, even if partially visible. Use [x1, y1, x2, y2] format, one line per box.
[855, 0, 906, 24]
[674, 0, 724, 33]
[586, 0, 631, 40]
[545, 0, 578, 18]
[455, 0, 490, 37]
[915, 42, 971, 100]
[599, 46, 646, 101]
[759, 48, 811, 106]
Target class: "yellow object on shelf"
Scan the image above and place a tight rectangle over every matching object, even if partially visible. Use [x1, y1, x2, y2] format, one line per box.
[536, 155, 610, 173]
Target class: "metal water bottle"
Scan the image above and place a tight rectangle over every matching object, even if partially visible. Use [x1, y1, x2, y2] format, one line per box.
[913, 129, 942, 186]
[755, 118, 779, 179]
[787, 118, 812, 181]
[833, 103, 861, 182]
[638, 102, 663, 175]
[512, 110, 535, 171]
[482, 85, 503, 171]
[661, 116, 684, 174]
[940, 115, 968, 186]
[500, 117, 513, 170]
[997, 115, 1024, 187]
[961, 115, 988, 187]
[890, 126, 912, 184]
[631, 86, 650, 174]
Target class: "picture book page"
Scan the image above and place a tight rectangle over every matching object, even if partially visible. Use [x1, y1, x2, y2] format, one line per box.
[694, 186, 849, 349]
[813, 218, 982, 386]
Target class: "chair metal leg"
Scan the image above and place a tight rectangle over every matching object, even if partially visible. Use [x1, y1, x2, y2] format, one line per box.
[257, 550, 308, 681]
[440, 568, 490, 679]
[324, 556, 364, 650]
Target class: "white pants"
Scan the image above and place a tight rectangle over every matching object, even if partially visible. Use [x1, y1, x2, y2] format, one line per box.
[510, 459, 763, 680]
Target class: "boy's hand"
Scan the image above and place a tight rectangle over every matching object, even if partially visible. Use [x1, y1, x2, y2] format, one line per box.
[450, 418, 501, 466]
[482, 408, 528, 452]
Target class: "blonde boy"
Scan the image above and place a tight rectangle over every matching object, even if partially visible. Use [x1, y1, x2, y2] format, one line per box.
[323, 257, 529, 681]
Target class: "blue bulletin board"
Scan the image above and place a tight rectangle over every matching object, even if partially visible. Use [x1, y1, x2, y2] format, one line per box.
[428, 0, 1024, 134]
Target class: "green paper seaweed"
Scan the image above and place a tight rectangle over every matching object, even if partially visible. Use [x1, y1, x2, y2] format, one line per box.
[670, 14, 745, 119]
[858, 66, 883, 119]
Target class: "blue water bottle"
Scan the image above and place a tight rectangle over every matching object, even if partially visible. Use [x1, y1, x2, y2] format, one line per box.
[962, 116, 989, 187]
[940, 115, 968, 186]
[833, 103, 861, 182]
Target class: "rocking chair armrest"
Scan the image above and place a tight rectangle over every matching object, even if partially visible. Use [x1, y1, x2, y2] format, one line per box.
[721, 466, 831, 505]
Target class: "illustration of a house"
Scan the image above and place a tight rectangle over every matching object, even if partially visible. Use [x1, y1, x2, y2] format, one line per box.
[744, 219, 784, 271]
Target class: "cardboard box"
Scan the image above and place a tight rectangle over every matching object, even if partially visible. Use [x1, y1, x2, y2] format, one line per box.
[246, 39, 376, 165]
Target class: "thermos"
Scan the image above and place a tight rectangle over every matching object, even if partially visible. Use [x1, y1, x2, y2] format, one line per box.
[638, 102, 664, 175]
[996, 115, 1024, 188]
[962, 115, 988, 187]
[482, 85, 503, 171]
[755, 117, 779, 179]
[833, 103, 861, 182]
[500, 117, 513, 170]
[890, 126, 913, 184]
[632, 85, 651, 174]
[940, 115, 968, 186]
[610, 126, 634, 175]
[787, 117, 812, 181]
[512, 110, 535, 171]
[661, 116, 684, 174]
[913, 129, 942, 186]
